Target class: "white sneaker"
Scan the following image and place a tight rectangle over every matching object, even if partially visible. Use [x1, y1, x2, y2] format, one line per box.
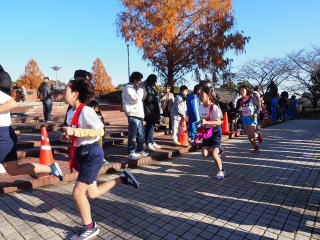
[137, 151, 149, 157]
[153, 142, 161, 149]
[148, 143, 156, 151]
[129, 153, 141, 161]
[215, 170, 226, 180]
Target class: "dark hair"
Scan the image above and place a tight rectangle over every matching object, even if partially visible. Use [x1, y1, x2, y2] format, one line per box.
[194, 84, 201, 94]
[74, 70, 92, 81]
[88, 100, 99, 108]
[89, 100, 104, 124]
[145, 74, 157, 86]
[129, 72, 143, 83]
[44, 77, 49, 80]
[254, 86, 261, 91]
[180, 85, 188, 92]
[201, 85, 217, 102]
[238, 85, 251, 96]
[68, 78, 94, 104]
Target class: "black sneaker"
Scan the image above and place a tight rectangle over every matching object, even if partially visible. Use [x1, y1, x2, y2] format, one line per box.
[120, 169, 140, 189]
[70, 223, 100, 240]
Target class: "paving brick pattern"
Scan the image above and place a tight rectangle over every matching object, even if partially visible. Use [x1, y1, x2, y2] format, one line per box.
[0, 120, 319, 239]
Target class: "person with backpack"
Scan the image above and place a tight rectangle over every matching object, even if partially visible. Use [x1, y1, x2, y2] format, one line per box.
[236, 85, 263, 153]
[37, 77, 54, 121]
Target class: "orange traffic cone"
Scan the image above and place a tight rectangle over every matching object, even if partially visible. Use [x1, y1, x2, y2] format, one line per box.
[178, 118, 189, 147]
[39, 127, 54, 166]
[222, 112, 230, 134]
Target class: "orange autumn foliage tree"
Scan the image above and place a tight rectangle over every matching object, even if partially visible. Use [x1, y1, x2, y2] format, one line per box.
[117, 0, 249, 88]
[91, 58, 115, 93]
[16, 59, 44, 89]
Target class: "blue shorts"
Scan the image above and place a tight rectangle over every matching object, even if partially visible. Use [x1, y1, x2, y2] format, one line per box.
[0, 126, 18, 163]
[242, 116, 258, 126]
[76, 142, 104, 184]
[202, 126, 222, 149]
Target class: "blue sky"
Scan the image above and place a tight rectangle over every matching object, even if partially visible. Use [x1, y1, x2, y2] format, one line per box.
[0, 0, 319, 88]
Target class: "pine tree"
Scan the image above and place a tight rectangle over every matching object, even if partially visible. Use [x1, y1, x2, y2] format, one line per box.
[91, 58, 115, 93]
[16, 59, 44, 89]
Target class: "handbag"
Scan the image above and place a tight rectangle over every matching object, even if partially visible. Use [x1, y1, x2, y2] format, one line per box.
[194, 104, 216, 143]
[68, 103, 85, 173]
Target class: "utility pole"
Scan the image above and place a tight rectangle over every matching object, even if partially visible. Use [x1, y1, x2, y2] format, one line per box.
[127, 44, 130, 81]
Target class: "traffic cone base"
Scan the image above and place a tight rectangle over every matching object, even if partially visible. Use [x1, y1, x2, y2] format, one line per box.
[222, 112, 230, 134]
[178, 118, 189, 147]
[39, 127, 54, 166]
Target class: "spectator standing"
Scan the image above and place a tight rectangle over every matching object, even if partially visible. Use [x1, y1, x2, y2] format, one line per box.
[186, 84, 201, 142]
[288, 95, 298, 118]
[160, 86, 174, 130]
[37, 77, 54, 121]
[171, 85, 188, 145]
[122, 72, 149, 160]
[143, 74, 161, 151]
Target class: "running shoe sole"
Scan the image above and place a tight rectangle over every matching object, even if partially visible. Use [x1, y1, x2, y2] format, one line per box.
[124, 169, 140, 189]
[83, 228, 100, 240]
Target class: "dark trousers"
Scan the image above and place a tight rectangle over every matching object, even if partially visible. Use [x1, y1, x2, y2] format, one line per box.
[145, 121, 155, 145]
[43, 99, 53, 121]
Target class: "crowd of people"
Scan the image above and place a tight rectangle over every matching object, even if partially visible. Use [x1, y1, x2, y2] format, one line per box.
[0, 65, 280, 239]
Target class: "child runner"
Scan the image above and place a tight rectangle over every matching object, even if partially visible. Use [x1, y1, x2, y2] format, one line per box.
[236, 85, 263, 153]
[197, 83, 225, 179]
[0, 72, 63, 180]
[62, 75, 139, 240]
[171, 85, 188, 145]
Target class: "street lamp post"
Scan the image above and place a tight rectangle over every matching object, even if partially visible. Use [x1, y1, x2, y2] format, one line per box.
[51, 66, 62, 89]
[127, 44, 130, 81]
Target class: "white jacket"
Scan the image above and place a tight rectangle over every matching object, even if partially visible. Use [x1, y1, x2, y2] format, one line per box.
[122, 83, 147, 119]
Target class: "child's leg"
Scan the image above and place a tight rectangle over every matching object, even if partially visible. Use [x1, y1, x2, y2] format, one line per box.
[202, 148, 209, 157]
[3, 161, 52, 176]
[212, 148, 223, 171]
[244, 125, 257, 147]
[86, 178, 122, 199]
[73, 181, 92, 225]
[172, 116, 180, 141]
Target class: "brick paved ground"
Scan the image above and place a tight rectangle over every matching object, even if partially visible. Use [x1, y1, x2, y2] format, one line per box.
[0, 120, 319, 240]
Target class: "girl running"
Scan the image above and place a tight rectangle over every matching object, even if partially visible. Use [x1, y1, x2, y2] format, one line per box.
[196, 83, 225, 180]
[62, 74, 139, 240]
[236, 85, 263, 153]
[0, 72, 62, 180]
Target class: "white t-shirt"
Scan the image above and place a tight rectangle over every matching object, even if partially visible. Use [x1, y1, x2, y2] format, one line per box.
[199, 103, 222, 122]
[66, 106, 104, 147]
[0, 90, 12, 127]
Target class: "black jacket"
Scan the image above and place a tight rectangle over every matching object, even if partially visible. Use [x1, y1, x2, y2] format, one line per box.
[144, 85, 160, 123]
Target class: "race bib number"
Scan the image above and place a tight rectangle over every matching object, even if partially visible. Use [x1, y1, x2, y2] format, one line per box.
[242, 107, 252, 116]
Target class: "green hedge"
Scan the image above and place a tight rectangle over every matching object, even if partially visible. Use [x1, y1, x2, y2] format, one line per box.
[298, 108, 320, 119]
